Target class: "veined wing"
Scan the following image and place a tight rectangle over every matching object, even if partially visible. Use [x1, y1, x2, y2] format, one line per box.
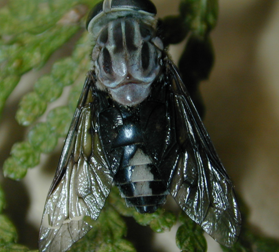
[39, 72, 113, 252]
[167, 61, 241, 247]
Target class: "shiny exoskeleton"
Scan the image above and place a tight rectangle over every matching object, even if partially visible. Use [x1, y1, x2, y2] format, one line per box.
[92, 8, 167, 214]
[98, 78, 170, 214]
[39, 1, 241, 252]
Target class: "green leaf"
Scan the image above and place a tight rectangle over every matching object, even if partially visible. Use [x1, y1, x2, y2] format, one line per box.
[28, 122, 58, 153]
[69, 227, 99, 252]
[176, 214, 207, 252]
[16, 92, 47, 126]
[68, 81, 84, 113]
[0, 215, 18, 244]
[3, 140, 40, 180]
[149, 210, 176, 233]
[47, 106, 73, 137]
[112, 239, 136, 252]
[3, 157, 28, 180]
[0, 1, 85, 118]
[72, 33, 92, 63]
[3, 140, 42, 179]
[10, 142, 40, 168]
[132, 211, 155, 226]
[176, 224, 207, 252]
[0, 76, 20, 116]
[0, 187, 5, 213]
[34, 75, 64, 103]
[0, 243, 29, 252]
[98, 239, 136, 252]
[1, 13, 79, 72]
[179, 0, 218, 35]
[97, 206, 127, 243]
[71, 205, 127, 251]
[51, 59, 79, 87]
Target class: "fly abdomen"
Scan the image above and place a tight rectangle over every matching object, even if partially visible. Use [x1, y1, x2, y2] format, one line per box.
[114, 147, 168, 213]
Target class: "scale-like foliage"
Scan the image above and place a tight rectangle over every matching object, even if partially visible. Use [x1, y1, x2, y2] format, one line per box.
[0, 0, 93, 115]
[3, 32, 91, 179]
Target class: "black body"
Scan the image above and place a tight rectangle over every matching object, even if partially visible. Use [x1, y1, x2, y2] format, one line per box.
[98, 74, 172, 213]
[39, 62, 241, 252]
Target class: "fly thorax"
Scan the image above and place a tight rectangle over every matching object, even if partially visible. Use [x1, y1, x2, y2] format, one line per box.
[92, 17, 163, 106]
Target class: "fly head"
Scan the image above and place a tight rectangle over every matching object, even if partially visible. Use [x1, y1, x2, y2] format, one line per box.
[87, 0, 164, 106]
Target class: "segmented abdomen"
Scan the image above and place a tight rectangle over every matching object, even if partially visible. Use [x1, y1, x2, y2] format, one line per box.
[114, 145, 168, 213]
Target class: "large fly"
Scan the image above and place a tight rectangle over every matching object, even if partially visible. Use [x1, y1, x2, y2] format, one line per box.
[39, 0, 241, 251]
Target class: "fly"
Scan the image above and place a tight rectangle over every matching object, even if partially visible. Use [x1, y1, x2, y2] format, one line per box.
[39, 0, 241, 251]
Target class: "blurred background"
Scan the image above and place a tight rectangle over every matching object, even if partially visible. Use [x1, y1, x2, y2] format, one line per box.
[0, 0, 279, 251]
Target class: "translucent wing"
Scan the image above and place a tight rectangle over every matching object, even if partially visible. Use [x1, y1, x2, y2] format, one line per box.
[167, 62, 241, 247]
[39, 72, 113, 252]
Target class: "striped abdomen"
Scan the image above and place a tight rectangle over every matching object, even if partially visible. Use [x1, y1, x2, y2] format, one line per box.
[114, 146, 168, 213]
[100, 103, 169, 214]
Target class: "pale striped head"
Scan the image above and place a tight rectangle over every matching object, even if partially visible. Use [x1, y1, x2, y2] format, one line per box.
[87, 0, 163, 106]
